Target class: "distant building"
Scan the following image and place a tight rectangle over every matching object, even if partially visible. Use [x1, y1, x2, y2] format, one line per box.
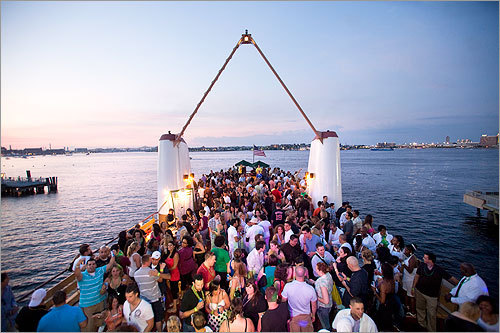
[24, 148, 43, 155]
[75, 148, 88, 153]
[479, 134, 498, 147]
[376, 142, 396, 148]
[445, 136, 450, 144]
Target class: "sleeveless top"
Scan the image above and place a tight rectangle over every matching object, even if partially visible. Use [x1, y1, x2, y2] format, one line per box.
[128, 253, 140, 277]
[105, 307, 123, 331]
[477, 317, 499, 332]
[166, 256, 180, 281]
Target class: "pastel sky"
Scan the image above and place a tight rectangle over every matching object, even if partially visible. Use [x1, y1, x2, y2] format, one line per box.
[1, 1, 498, 148]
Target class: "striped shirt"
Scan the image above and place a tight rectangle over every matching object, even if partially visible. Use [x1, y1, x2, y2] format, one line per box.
[78, 265, 107, 308]
[134, 267, 161, 302]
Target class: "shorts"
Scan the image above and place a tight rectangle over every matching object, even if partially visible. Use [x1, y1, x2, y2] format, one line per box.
[151, 300, 165, 323]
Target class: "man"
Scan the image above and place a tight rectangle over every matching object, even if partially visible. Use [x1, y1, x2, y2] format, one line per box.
[202, 201, 210, 217]
[311, 243, 335, 278]
[373, 225, 393, 247]
[328, 223, 344, 249]
[337, 256, 369, 307]
[445, 262, 488, 305]
[281, 266, 317, 332]
[325, 202, 336, 225]
[258, 286, 290, 332]
[134, 254, 170, 332]
[227, 218, 240, 257]
[179, 274, 206, 332]
[281, 234, 303, 264]
[123, 283, 154, 332]
[75, 251, 116, 332]
[339, 204, 352, 228]
[312, 201, 324, 217]
[258, 214, 273, 248]
[352, 210, 363, 235]
[208, 210, 222, 246]
[95, 246, 111, 268]
[245, 217, 264, 252]
[342, 211, 354, 243]
[72, 243, 93, 271]
[322, 195, 329, 209]
[332, 297, 378, 332]
[197, 252, 216, 290]
[338, 234, 353, 252]
[270, 202, 286, 227]
[412, 252, 459, 332]
[247, 240, 266, 278]
[15, 288, 48, 332]
[283, 220, 295, 243]
[300, 225, 322, 258]
[353, 227, 376, 253]
[150, 251, 171, 310]
[37, 290, 87, 332]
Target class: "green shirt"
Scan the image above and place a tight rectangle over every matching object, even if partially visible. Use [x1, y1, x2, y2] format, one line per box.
[211, 247, 230, 273]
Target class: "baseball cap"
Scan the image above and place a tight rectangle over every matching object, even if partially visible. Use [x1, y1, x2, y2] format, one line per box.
[29, 288, 47, 307]
[152, 251, 161, 259]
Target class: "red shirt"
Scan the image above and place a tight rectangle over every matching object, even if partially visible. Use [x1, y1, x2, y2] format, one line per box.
[312, 207, 321, 217]
[196, 263, 215, 289]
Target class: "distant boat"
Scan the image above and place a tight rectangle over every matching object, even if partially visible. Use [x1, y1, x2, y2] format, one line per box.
[371, 147, 394, 151]
[86, 152, 90, 155]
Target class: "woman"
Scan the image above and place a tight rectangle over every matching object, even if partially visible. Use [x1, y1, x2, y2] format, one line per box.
[372, 262, 397, 331]
[400, 243, 418, 316]
[103, 294, 123, 331]
[257, 254, 279, 292]
[444, 302, 484, 332]
[288, 256, 310, 281]
[132, 229, 146, 256]
[219, 297, 255, 332]
[229, 255, 247, 300]
[198, 210, 209, 243]
[151, 223, 163, 243]
[165, 240, 180, 313]
[118, 230, 129, 253]
[363, 214, 375, 236]
[205, 279, 230, 331]
[102, 264, 131, 305]
[267, 240, 285, 263]
[272, 263, 288, 301]
[127, 241, 141, 278]
[476, 295, 499, 332]
[331, 247, 352, 285]
[298, 209, 311, 225]
[146, 238, 160, 256]
[178, 235, 198, 291]
[315, 262, 334, 331]
[242, 278, 268, 328]
[388, 235, 405, 260]
[193, 232, 207, 267]
[186, 208, 196, 225]
[211, 235, 230, 291]
[272, 224, 285, 246]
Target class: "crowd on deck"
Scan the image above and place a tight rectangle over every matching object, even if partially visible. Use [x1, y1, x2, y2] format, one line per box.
[2, 166, 499, 332]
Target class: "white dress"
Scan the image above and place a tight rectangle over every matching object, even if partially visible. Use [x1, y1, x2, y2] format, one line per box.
[402, 254, 417, 296]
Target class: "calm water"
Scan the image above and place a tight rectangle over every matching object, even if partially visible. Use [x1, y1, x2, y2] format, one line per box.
[1, 149, 498, 302]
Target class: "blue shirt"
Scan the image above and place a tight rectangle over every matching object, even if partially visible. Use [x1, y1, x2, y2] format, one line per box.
[37, 304, 87, 332]
[77, 265, 107, 307]
[305, 234, 322, 254]
[1, 285, 17, 331]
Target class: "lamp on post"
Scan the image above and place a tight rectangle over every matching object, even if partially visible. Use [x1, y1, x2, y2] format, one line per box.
[241, 29, 252, 44]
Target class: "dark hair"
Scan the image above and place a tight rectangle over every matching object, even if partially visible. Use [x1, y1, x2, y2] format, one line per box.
[208, 279, 221, 296]
[245, 278, 263, 307]
[393, 235, 404, 249]
[152, 223, 162, 236]
[107, 294, 120, 309]
[79, 244, 90, 255]
[364, 214, 373, 225]
[316, 262, 330, 274]
[233, 249, 243, 261]
[376, 246, 391, 264]
[381, 263, 394, 280]
[110, 244, 120, 252]
[346, 211, 353, 219]
[268, 254, 278, 267]
[182, 235, 194, 247]
[255, 240, 266, 251]
[315, 242, 325, 250]
[230, 218, 239, 226]
[53, 290, 66, 306]
[126, 283, 140, 296]
[424, 252, 436, 263]
[301, 225, 311, 233]
[476, 295, 498, 314]
[350, 296, 363, 305]
[118, 231, 127, 240]
[388, 255, 399, 266]
[346, 205, 352, 209]
[353, 210, 360, 216]
[265, 286, 278, 302]
[354, 235, 363, 251]
[405, 243, 417, 253]
[87, 258, 97, 265]
[205, 252, 216, 261]
[377, 225, 387, 232]
[274, 263, 289, 282]
[193, 274, 203, 282]
[227, 297, 244, 323]
[1, 272, 8, 283]
[166, 241, 177, 258]
[290, 234, 298, 241]
[214, 235, 226, 248]
[192, 311, 207, 330]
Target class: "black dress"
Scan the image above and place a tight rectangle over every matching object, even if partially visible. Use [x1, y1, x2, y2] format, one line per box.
[242, 293, 268, 328]
[444, 314, 485, 332]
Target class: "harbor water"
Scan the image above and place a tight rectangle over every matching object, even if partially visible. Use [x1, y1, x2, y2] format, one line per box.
[1, 149, 498, 302]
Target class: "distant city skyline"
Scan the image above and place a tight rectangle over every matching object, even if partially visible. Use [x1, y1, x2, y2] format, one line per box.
[1, 1, 498, 149]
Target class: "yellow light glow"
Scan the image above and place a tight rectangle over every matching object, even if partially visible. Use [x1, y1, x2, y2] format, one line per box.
[244, 36, 249, 42]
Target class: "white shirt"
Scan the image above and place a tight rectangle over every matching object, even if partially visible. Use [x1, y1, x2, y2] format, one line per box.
[284, 229, 294, 243]
[328, 228, 344, 247]
[123, 299, 154, 332]
[72, 255, 91, 271]
[246, 225, 264, 244]
[223, 195, 231, 204]
[449, 274, 489, 305]
[388, 244, 404, 260]
[353, 235, 376, 252]
[247, 248, 264, 276]
[339, 211, 349, 227]
[373, 232, 393, 246]
[227, 225, 239, 248]
[203, 205, 210, 217]
[258, 220, 272, 239]
[332, 309, 378, 333]
[339, 242, 353, 252]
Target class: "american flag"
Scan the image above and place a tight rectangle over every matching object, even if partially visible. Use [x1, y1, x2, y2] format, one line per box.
[253, 145, 266, 157]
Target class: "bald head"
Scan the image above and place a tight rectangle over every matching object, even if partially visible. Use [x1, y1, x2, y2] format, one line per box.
[295, 266, 307, 281]
[460, 263, 476, 277]
[346, 256, 360, 270]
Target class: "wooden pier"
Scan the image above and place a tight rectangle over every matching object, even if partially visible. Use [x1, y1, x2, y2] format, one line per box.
[1, 171, 57, 197]
[463, 190, 499, 225]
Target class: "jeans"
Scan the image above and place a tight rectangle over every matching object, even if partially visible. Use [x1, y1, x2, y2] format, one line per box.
[317, 306, 332, 330]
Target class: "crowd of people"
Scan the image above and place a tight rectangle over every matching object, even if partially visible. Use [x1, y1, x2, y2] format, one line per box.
[2, 166, 499, 332]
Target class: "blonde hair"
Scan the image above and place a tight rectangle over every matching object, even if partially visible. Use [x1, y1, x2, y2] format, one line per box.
[166, 315, 181, 332]
[361, 248, 374, 262]
[459, 302, 481, 322]
[127, 241, 139, 257]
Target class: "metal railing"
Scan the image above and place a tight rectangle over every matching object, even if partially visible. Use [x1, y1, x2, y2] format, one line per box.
[466, 190, 499, 209]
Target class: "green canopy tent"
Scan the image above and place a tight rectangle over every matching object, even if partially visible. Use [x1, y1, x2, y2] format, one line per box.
[253, 160, 270, 168]
[235, 160, 254, 167]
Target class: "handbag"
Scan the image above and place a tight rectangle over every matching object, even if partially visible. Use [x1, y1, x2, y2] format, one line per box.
[331, 283, 343, 307]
